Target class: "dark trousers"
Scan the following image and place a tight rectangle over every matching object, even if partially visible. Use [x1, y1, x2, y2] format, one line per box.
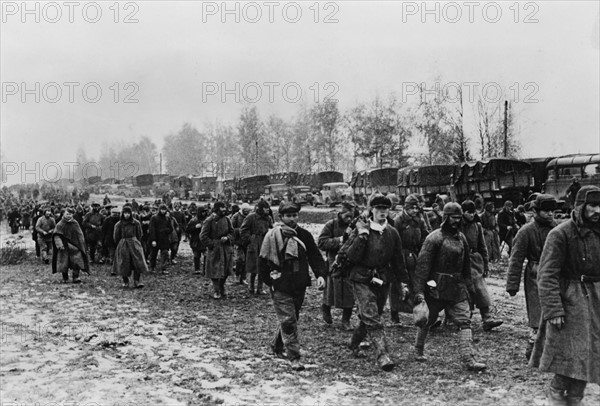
[170, 241, 179, 260]
[271, 289, 306, 361]
[87, 240, 99, 261]
[150, 247, 169, 270]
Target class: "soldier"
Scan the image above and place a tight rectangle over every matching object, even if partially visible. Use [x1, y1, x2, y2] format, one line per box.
[506, 194, 558, 360]
[413, 202, 487, 371]
[497, 200, 517, 255]
[170, 203, 187, 262]
[460, 200, 503, 331]
[318, 201, 358, 330]
[481, 202, 501, 263]
[148, 204, 173, 274]
[114, 206, 147, 289]
[391, 194, 427, 324]
[231, 203, 251, 285]
[530, 185, 600, 406]
[258, 201, 326, 371]
[345, 194, 408, 371]
[35, 208, 56, 264]
[101, 207, 120, 270]
[82, 202, 104, 263]
[186, 205, 209, 275]
[52, 207, 89, 284]
[200, 201, 234, 299]
[241, 200, 273, 295]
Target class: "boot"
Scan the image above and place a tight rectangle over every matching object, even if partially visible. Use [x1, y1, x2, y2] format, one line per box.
[248, 274, 255, 294]
[525, 339, 535, 361]
[481, 307, 503, 331]
[458, 328, 486, 371]
[256, 278, 267, 295]
[341, 308, 353, 331]
[566, 397, 585, 406]
[566, 379, 587, 406]
[371, 329, 395, 372]
[321, 304, 333, 325]
[414, 326, 429, 362]
[546, 386, 568, 406]
[122, 276, 129, 288]
[390, 310, 400, 325]
[193, 257, 201, 274]
[348, 323, 367, 358]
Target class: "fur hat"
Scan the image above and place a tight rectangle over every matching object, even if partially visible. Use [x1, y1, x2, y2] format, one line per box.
[369, 193, 392, 209]
[404, 194, 419, 208]
[443, 202, 463, 217]
[279, 201, 300, 214]
[461, 200, 476, 213]
[575, 185, 600, 206]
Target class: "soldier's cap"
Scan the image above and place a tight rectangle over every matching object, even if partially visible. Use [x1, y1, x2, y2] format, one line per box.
[461, 200, 476, 213]
[404, 194, 419, 208]
[369, 193, 392, 209]
[532, 194, 558, 211]
[240, 203, 251, 211]
[111, 207, 120, 214]
[576, 185, 600, 205]
[91, 202, 101, 207]
[213, 201, 226, 211]
[443, 202, 463, 217]
[65, 207, 75, 214]
[159, 204, 168, 211]
[340, 201, 357, 213]
[257, 199, 270, 210]
[279, 201, 300, 214]
[122, 206, 132, 214]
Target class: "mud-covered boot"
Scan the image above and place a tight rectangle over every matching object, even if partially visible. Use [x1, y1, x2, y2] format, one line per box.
[193, 257, 201, 274]
[459, 328, 486, 371]
[371, 329, 395, 372]
[481, 307, 503, 331]
[546, 386, 568, 406]
[414, 326, 429, 362]
[566, 379, 587, 406]
[321, 304, 333, 324]
[390, 310, 400, 325]
[341, 308, 353, 331]
[348, 323, 367, 358]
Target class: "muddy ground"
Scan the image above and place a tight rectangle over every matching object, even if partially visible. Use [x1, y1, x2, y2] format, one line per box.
[1, 215, 599, 406]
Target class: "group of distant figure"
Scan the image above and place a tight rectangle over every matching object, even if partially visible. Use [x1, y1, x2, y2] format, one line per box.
[2, 184, 599, 405]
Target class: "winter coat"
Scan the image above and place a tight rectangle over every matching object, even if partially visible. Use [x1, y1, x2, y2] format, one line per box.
[148, 213, 173, 250]
[171, 211, 186, 238]
[101, 216, 120, 248]
[83, 211, 103, 242]
[461, 219, 491, 308]
[345, 221, 408, 285]
[35, 216, 56, 241]
[506, 215, 556, 328]
[199, 213, 233, 279]
[481, 210, 500, 261]
[52, 218, 89, 274]
[240, 212, 273, 275]
[113, 218, 148, 278]
[318, 218, 354, 308]
[186, 217, 204, 252]
[529, 206, 600, 383]
[259, 224, 327, 295]
[497, 209, 516, 243]
[413, 223, 473, 303]
[231, 211, 247, 246]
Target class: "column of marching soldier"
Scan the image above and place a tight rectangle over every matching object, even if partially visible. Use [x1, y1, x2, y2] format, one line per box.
[4, 187, 599, 406]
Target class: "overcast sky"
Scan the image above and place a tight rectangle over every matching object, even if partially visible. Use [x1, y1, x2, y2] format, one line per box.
[1, 0, 599, 183]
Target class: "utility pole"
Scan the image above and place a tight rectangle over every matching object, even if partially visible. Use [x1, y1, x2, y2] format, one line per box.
[503, 100, 509, 157]
[159, 153, 162, 175]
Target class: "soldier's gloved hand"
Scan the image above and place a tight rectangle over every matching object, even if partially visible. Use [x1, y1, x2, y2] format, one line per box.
[55, 240, 64, 250]
[507, 290, 517, 297]
[414, 293, 425, 304]
[356, 218, 369, 235]
[317, 276, 326, 290]
[151, 241, 157, 247]
[220, 236, 229, 243]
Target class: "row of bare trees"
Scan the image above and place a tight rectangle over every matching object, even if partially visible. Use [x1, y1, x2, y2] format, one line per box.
[71, 82, 521, 180]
